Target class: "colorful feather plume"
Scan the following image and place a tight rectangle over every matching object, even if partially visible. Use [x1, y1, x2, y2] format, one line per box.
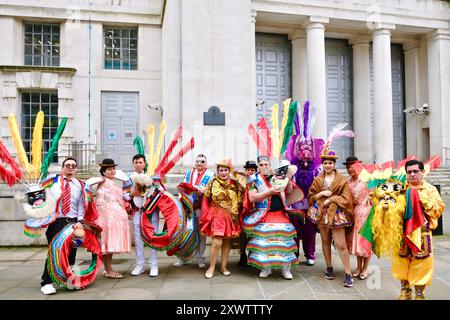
[8, 113, 32, 178]
[31, 111, 44, 179]
[40, 117, 67, 179]
[133, 136, 145, 155]
[280, 100, 298, 154]
[154, 126, 183, 174]
[0, 138, 22, 186]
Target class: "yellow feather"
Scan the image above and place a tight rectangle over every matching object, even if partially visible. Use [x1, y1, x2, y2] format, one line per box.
[31, 111, 44, 179]
[147, 125, 155, 175]
[8, 113, 32, 178]
[271, 103, 279, 159]
[279, 98, 291, 154]
[151, 121, 166, 174]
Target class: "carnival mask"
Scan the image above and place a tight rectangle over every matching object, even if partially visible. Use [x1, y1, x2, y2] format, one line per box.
[27, 189, 46, 208]
[375, 181, 405, 210]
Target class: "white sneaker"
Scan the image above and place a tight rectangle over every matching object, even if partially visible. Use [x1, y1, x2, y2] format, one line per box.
[306, 259, 315, 266]
[131, 265, 145, 276]
[259, 269, 272, 278]
[198, 261, 206, 269]
[149, 265, 159, 277]
[40, 283, 56, 295]
[282, 268, 293, 280]
[173, 259, 188, 267]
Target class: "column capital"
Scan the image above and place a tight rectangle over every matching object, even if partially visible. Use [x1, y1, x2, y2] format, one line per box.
[303, 16, 329, 29]
[349, 35, 371, 46]
[426, 29, 450, 42]
[373, 23, 396, 30]
[372, 28, 392, 38]
[288, 29, 306, 41]
[250, 9, 257, 24]
[403, 40, 421, 53]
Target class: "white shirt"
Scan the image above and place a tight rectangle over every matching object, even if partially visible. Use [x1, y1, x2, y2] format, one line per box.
[49, 175, 85, 220]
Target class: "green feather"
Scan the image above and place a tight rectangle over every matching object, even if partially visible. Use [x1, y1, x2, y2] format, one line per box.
[133, 136, 147, 172]
[40, 117, 67, 179]
[280, 100, 298, 154]
[133, 136, 145, 155]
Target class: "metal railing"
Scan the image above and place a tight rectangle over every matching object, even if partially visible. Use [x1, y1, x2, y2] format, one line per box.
[443, 147, 450, 168]
[63, 142, 98, 173]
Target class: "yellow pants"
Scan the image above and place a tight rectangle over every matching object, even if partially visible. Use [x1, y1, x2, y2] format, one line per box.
[391, 249, 433, 286]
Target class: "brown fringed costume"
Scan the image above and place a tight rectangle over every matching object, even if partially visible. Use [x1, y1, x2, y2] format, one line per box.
[307, 170, 353, 229]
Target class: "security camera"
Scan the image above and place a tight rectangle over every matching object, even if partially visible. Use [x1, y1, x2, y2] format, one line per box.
[403, 106, 415, 113]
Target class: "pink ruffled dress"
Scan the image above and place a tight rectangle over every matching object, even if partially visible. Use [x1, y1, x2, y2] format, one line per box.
[94, 177, 131, 254]
[347, 178, 372, 257]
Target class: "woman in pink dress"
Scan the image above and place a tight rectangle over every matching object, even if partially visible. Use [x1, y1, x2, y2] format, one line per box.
[344, 156, 372, 280]
[94, 158, 131, 279]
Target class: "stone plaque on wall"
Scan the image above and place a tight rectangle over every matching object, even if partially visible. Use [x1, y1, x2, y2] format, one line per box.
[203, 106, 225, 126]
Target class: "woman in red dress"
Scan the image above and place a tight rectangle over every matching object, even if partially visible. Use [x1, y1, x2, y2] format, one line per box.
[200, 158, 244, 279]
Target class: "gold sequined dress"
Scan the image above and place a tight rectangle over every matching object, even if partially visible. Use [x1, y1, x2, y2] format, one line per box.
[199, 176, 244, 238]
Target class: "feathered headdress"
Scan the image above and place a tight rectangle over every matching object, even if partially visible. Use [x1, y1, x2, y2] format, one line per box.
[248, 98, 298, 160]
[133, 122, 194, 185]
[3, 112, 67, 188]
[320, 123, 354, 160]
[352, 155, 441, 189]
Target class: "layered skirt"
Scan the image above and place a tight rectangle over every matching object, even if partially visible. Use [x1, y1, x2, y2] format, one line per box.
[200, 204, 241, 238]
[247, 211, 298, 270]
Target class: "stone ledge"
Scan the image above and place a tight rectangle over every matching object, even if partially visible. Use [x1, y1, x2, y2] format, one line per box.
[0, 65, 76, 76]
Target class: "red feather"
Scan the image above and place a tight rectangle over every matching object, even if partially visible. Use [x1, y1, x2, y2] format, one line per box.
[154, 126, 183, 174]
[158, 137, 195, 178]
[425, 155, 441, 170]
[0, 140, 22, 186]
[257, 117, 272, 156]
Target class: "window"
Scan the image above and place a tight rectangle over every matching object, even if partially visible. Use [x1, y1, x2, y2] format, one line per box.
[21, 92, 59, 163]
[104, 26, 138, 70]
[24, 23, 60, 66]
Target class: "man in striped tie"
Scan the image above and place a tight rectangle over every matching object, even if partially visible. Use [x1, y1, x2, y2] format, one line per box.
[40, 157, 86, 295]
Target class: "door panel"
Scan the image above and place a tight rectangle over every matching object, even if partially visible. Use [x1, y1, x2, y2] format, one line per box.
[101, 91, 139, 171]
[255, 33, 292, 124]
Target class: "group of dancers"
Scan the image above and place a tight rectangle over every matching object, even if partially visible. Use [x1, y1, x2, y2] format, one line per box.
[0, 99, 445, 299]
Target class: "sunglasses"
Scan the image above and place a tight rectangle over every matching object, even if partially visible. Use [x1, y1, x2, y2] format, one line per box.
[406, 169, 421, 175]
[196, 160, 206, 164]
[64, 164, 77, 168]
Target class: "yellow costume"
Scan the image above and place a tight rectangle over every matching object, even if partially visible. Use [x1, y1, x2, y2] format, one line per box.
[392, 181, 445, 287]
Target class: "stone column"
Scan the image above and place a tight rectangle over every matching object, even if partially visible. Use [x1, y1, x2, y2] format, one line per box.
[403, 41, 422, 158]
[289, 29, 307, 102]
[351, 36, 372, 163]
[305, 17, 329, 139]
[427, 29, 450, 165]
[372, 26, 394, 163]
[250, 10, 257, 123]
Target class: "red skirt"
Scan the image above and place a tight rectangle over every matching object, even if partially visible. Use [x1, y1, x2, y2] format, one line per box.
[200, 204, 241, 238]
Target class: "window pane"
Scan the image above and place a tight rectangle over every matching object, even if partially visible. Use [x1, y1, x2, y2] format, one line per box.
[130, 39, 137, 49]
[52, 57, 59, 66]
[130, 50, 137, 60]
[24, 55, 32, 65]
[122, 38, 129, 48]
[104, 59, 112, 69]
[22, 92, 30, 103]
[112, 39, 120, 48]
[51, 93, 58, 103]
[113, 49, 120, 59]
[130, 59, 137, 70]
[43, 25, 51, 34]
[52, 25, 60, 34]
[25, 44, 33, 55]
[31, 93, 40, 103]
[113, 60, 120, 69]
[130, 29, 137, 39]
[41, 93, 49, 103]
[121, 29, 130, 38]
[33, 56, 41, 65]
[25, 35, 32, 45]
[105, 37, 112, 47]
[33, 24, 42, 33]
[25, 24, 32, 33]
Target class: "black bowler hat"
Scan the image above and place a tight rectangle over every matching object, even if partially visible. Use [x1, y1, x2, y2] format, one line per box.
[99, 158, 118, 167]
[244, 160, 258, 169]
[343, 156, 362, 166]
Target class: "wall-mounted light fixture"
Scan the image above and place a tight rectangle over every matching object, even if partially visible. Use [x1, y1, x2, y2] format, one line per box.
[403, 103, 429, 115]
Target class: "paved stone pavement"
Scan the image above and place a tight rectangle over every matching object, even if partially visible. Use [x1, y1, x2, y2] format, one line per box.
[1, 195, 449, 301]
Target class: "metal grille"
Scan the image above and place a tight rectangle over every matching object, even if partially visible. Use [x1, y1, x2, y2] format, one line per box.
[21, 91, 59, 162]
[104, 27, 138, 70]
[24, 23, 60, 66]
